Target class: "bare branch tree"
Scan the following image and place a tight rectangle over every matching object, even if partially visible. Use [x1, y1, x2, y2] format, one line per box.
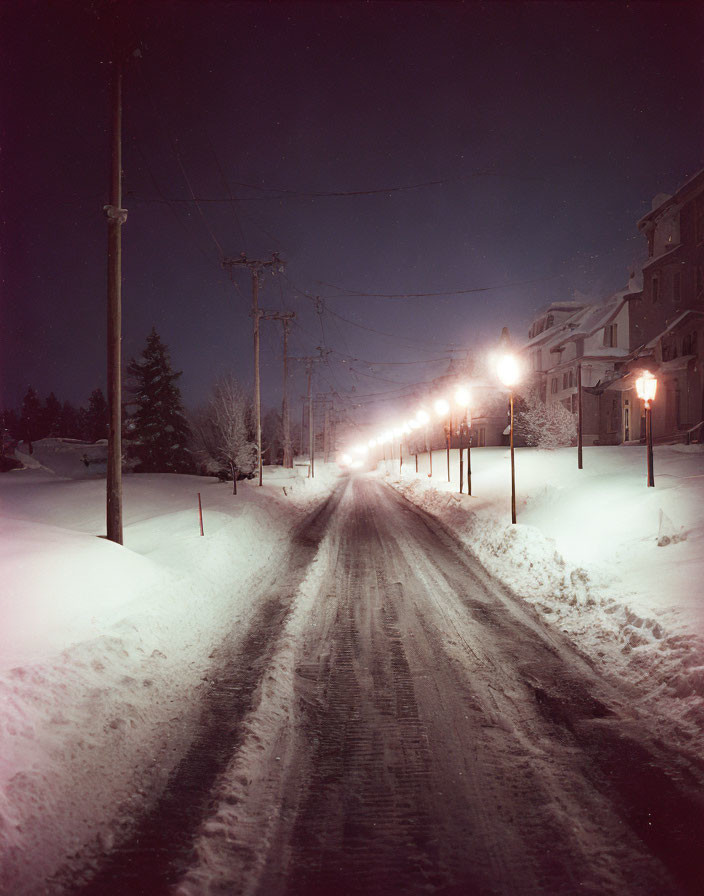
[191, 375, 257, 494]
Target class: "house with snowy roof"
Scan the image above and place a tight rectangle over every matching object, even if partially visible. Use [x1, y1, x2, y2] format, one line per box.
[522, 168, 704, 446]
[595, 169, 704, 443]
[523, 289, 635, 444]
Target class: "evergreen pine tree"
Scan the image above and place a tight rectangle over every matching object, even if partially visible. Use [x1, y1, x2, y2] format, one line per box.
[85, 388, 109, 441]
[127, 328, 193, 473]
[42, 392, 62, 437]
[60, 401, 81, 439]
[20, 387, 43, 451]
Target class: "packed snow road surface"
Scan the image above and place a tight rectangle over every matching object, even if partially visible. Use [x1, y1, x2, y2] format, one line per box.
[81, 476, 704, 895]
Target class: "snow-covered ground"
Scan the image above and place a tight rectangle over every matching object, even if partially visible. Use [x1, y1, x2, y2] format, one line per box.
[383, 443, 704, 752]
[0, 440, 337, 894]
[2, 439, 704, 892]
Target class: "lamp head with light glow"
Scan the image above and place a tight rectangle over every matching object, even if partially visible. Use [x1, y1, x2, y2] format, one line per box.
[635, 370, 657, 407]
[416, 409, 430, 426]
[455, 385, 471, 408]
[496, 354, 521, 388]
[434, 397, 450, 417]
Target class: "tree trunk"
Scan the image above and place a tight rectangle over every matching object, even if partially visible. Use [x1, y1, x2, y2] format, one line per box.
[231, 463, 237, 495]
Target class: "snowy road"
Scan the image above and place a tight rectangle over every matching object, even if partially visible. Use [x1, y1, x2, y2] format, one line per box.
[75, 476, 703, 895]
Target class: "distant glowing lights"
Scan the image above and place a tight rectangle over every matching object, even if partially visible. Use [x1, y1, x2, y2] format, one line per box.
[434, 398, 450, 417]
[455, 385, 471, 407]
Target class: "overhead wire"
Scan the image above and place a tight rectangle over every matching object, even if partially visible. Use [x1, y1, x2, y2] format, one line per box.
[316, 273, 561, 300]
[130, 168, 545, 203]
[134, 57, 226, 261]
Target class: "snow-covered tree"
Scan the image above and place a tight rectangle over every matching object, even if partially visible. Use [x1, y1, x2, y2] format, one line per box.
[191, 375, 256, 494]
[127, 328, 193, 473]
[517, 389, 576, 449]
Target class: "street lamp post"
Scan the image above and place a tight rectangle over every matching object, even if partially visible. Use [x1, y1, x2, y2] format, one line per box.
[496, 345, 521, 524]
[434, 398, 451, 483]
[635, 371, 657, 487]
[416, 409, 431, 477]
[455, 386, 471, 495]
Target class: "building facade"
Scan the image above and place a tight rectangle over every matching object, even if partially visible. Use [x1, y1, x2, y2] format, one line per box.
[523, 167, 704, 446]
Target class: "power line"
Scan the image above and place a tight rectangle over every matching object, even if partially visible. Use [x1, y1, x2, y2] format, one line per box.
[128, 168, 545, 203]
[202, 123, 248, 253]
[316, 273, 561, 300]
[134, 59, 226, 260]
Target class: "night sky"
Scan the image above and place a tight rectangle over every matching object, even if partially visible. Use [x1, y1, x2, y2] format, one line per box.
[2, 0, 703, 428]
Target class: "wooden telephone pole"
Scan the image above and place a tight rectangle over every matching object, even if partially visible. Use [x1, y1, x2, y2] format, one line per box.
[260, 310, 295, 468]
[222, 253, 284, 486]
[291, 347, 329, 478]
[105, 59, 128, 545]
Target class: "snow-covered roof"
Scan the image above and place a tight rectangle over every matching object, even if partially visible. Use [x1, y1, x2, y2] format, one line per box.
[523, 289, 631, 354]
[643, 310, 704, 350]
[641, 243, 682, 271]
[638, 166, 704, 229]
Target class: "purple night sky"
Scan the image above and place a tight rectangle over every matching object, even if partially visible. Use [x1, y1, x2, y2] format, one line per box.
[2, 0, 703, 425]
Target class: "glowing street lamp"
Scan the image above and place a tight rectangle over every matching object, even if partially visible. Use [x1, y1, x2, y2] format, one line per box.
[635, 370, 657, 487]
[454, 385, 472, 495]
[496, 331, 521, 524]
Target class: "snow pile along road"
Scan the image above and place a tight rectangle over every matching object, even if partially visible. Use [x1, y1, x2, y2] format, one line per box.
[384, 444, 704, 754]
[0, 444, 339, 895]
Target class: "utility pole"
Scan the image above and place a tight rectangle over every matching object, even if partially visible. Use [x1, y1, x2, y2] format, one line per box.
[260, 311, 295, 468]
[307, 362, 314, 478]
[577, 362, 583, 470]
[222, 252, 284, 486]
[105, 59, 128, 546]
[290, 347, 329, 478]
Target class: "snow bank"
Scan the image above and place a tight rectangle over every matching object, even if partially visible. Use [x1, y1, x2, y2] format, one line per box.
[0, 455, 339, 894]
[382, 445, 704, 751]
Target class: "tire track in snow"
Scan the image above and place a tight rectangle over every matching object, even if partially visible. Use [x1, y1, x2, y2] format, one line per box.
[69, 482, 347, 896]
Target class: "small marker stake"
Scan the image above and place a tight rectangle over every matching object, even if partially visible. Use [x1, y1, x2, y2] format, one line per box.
[198, 492, 204, 536]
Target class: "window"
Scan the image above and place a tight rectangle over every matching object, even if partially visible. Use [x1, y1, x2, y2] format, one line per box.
[568, 369, 574, 387]
[535, 349, 542, 371]
[562, 372, 568, 389]
[682, 331, 698, 356]
[477, 427, 486, 447]
[647, 230, 654, 257]
[652, 275, 660, 303]
[603, 323, 618, 347]
[551, 378, 558, 394]
[575, 338, 584, 357]
[674, 271, 682, 303]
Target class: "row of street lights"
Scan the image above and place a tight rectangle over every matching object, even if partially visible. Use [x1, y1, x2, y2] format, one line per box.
[340, 340, 659, 521]
[340, 341, 524, 519]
